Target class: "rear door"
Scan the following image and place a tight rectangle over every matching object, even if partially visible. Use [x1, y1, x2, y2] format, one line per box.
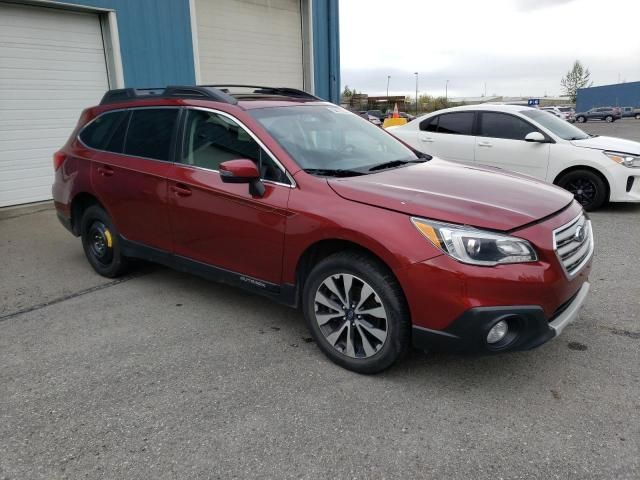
[474, 111, 550, 179]
[88, 107, 178, 251]
[166, 108, 291, 284]
[417, 112, 476, 164]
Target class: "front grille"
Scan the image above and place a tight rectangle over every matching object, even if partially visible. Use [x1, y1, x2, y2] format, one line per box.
[553, 213, 594, 278]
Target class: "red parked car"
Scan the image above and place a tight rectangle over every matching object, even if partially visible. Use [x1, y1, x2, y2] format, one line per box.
[52, 85, 593, 373]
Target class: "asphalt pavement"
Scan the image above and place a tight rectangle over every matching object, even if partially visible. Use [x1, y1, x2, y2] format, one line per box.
[1, 195, 639, 478]
[577, 117, 640, 142]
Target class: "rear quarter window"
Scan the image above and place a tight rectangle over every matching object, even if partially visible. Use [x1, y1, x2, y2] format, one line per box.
[79, 111, 129, 152]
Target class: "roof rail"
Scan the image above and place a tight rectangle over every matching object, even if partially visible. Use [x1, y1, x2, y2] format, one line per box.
[99, 85, 238, 105]
[205, 84, 322, 101]
[99, 88, 164, 105]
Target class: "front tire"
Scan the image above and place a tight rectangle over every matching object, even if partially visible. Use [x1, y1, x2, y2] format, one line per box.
[556, 169, 607, 211]
[576, 116, 586, 123]
[80, 205, 129, 278]
[302, 251, 410, 374]
[605, 115, 613, 123]
[635, 113, 640, 120]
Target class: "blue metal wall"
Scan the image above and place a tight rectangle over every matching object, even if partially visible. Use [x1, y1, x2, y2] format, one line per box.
[53, 0, 196, 87]
[576, 81, 640, 112]
[53, 0, 339, 101]
[312, 0, 341, 103]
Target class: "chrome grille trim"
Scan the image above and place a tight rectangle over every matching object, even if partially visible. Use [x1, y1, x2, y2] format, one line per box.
[552, 212, 594, 279]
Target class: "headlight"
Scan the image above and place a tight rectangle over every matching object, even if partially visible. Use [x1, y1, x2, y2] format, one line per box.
[604, 151, 640, 168]
[411, 217, 537, 266]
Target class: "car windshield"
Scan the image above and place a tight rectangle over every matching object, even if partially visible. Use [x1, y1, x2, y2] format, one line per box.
[558, 107, 573, 112]
[250, 105, 421, 175]
[521, 110, 590, 140]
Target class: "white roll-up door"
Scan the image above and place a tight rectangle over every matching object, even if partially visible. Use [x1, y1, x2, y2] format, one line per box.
[0, 2, 109, 207]
[194, 0, 303, 88]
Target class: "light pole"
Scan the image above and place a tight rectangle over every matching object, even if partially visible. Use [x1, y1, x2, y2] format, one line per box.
[414, 72, 419, 115]
[445, 79, 449, 104]
[386, 75, 390, 97]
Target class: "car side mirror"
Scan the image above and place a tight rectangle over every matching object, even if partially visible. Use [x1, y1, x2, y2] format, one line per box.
[525, 132, 546, 143]
[219, 159, 265, 197]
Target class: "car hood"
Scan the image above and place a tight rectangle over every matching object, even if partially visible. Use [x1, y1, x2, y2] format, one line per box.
[570, 135, 640, 155]
[328, 159, 574, 231]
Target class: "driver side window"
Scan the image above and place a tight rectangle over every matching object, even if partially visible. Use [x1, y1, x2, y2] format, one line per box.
[478, 112, 539, 141]
[181, 109, 289, 184]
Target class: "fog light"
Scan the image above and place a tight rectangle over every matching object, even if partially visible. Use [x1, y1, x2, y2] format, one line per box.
[487, 320, 508, 344]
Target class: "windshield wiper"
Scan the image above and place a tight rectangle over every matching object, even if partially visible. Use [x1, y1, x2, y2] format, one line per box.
[368, 158, 427, 172]
[303, 168, 365, 177]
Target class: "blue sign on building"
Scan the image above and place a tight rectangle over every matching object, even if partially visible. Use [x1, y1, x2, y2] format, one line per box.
[528, 98, 540, 106]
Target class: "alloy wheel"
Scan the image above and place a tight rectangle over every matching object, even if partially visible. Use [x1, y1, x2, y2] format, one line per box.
[314, 273, 388, 359]
[566, 177, 597, 207]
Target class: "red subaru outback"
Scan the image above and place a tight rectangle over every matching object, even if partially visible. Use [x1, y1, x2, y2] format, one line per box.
[52, 85, 593, 373]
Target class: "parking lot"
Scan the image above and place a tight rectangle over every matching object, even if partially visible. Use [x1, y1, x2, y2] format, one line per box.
[577, 117, 640, 142]
[1, 123, 639, 480]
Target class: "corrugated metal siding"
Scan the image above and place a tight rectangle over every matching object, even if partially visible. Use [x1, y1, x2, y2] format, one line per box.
[53, 0, 340, 101]
[576, 81, 640, 112]
[0, 2, 109, 206]
[51, 0, 196, 87]
[195, 0, 303, 88]
[312, 0, 340, 103]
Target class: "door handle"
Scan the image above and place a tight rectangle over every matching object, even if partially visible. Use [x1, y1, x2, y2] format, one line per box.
[97, 165, 114, 177]
[171, 184, 192, 197]
[477, 141, 493, 148]
[420, 136, 434, 143]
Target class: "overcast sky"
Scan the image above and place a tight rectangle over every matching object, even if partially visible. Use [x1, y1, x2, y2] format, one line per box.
[339, 0, 640, 98]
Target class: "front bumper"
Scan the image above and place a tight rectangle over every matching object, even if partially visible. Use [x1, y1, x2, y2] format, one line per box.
[412, 282, 590, 354]
[607, 164, 640, 202]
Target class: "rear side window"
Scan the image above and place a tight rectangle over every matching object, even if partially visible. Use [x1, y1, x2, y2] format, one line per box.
[79, 111, 129, 152]
[124, 109, 179, 161]
[478, 112, 537, 141]
[419, 116, 438, 132]
[435, 112, 474, 135]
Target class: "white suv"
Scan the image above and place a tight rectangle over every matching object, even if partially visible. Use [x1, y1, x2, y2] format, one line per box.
[388, 105, 640, 210]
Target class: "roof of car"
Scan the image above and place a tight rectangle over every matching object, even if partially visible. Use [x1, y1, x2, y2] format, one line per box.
[438, 104, 537, 113]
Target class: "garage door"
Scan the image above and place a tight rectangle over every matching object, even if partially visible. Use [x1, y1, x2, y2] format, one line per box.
[195, 0, 303, 88]
[0, 3, 109, 207]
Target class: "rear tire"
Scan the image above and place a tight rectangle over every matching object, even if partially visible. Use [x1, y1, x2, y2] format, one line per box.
[80, 205, 129, 278]
[605, 115, 613, 123]
[635, 113, 640, 120]
[302, 251, 410, 374]
[576, 116, 586, 123]
[556, 169, 607, 211]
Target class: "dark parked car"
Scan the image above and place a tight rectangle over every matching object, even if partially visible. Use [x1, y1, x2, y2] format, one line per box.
[52, 85, 592, 373]
[366, 109, 384, 121]
[575, 107, 622, 123]
[398, 112, 415, 122]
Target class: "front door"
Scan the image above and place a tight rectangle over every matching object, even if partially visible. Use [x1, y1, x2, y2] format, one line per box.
[166, 108, 291, 284]
[474, 111, 550, 180]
